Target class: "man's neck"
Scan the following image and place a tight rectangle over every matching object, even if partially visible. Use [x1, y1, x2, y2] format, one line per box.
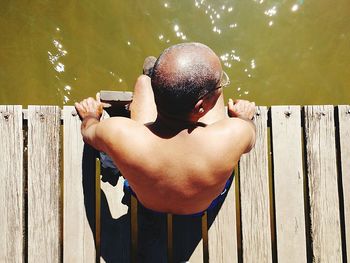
[148, 113, 205, 137]
[157, 112, 197, 128]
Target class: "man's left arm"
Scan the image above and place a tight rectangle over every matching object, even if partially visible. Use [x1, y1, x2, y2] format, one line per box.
[75, 94, 105, 151]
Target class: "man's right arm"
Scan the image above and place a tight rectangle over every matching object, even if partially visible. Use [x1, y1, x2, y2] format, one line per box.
[240, 118, 256, 153]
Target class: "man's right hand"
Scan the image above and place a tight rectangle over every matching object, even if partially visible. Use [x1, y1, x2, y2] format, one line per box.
[228, 99, 256, 120]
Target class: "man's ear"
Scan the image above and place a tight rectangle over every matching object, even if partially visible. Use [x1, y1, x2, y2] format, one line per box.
[192, 99, 206, 117]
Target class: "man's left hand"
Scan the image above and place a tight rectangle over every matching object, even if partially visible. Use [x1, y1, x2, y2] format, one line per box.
[75, 93, 104, 121]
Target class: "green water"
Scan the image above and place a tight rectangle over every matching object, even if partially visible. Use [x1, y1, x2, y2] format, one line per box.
[1, 0, 349, 106]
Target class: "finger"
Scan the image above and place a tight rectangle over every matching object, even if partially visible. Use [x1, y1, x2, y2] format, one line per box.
[74, 102, 85, 120]
[228, 98, 234, 109]
[232, 104, 240, 114]
[249, 103, 256, 118]
[96, 92, 101, 102]
[87, 97, 95, 103]
[97, 101, 103, 112]
[81, 99, 89, 109]
[74, 102, 83, 111]
[245, 101, 250, 110]
[86, 97, 96, 108]
[101, 102, 111, 108]
[251, 102, 256, 110]
[245, 101, 251, 114]
[95, 93, 109, 107]
[242, 103, 248, 115]
[237, 101, 244, 110]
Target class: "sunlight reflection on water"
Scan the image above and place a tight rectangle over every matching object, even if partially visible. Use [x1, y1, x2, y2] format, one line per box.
[48, 29, 70, 103]
[0, 0, 349, 105]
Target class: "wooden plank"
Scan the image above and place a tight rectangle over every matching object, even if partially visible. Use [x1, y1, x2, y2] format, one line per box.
[63, 106, 96, 262]
[131, 196, 138, 263]
[137, 206, 168, 262]
[100, 169, 131, 262]
[100, 90, 133, 102]
[97, 109, 131, 262]
[239, 106, 272, 263]
[172, 214, 203, 263]
[338, 105, 350, 261]
[304, 105, 342, 262]
[23, 109, 64, 120]
[207, 176, 238, 263]
[167, 214, 173, 263]
[271, 106, 307, 263]
[0, 106, 24, 262]
[100, 91, 132, 117]
[27, 106, 61, 262]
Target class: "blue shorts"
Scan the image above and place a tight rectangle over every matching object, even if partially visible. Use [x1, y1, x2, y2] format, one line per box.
[123, 176, 233, 217]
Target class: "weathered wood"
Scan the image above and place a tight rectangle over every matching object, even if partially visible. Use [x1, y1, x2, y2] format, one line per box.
[0, 106, 24, 262]
[100, 90, 133, 102]
[63, 106, 96, 262]
[239, 106, 272, 263]
[173, 214, 204, 262]
[305, 105, 342, 262]
[3, 103, 350, 263]
[207, 176, 238, 263]
[23, 109, 64, 120]
[97, 109, 131, 262]
[271, 106, 307, 263]
[100, 169, 131, 262]
[167, 214, 173, 263]
[338, 105, 350, 261]
[100, 91, 133, 117]
[131, 195, 138, 263]
[27, 106, 61, 262]
[137, 205, 168, 262]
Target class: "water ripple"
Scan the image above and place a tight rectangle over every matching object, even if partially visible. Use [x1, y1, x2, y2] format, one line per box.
[48, 28, 72, 104]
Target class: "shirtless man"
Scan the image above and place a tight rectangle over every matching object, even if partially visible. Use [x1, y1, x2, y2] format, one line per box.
[75, 43, 256, 215]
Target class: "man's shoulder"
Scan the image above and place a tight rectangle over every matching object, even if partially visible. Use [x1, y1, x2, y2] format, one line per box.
[99, 116, 148, 130]
[95, 117, 154, 155]
[204, 117, 256, 154]
[96, 117, 152, 142]
[207, 117, 254, 135]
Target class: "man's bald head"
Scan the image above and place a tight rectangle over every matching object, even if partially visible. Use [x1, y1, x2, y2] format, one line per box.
[151, 43, 222, 118]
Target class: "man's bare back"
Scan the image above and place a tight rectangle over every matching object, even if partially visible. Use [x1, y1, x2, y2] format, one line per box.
[75, 43, 256, 215]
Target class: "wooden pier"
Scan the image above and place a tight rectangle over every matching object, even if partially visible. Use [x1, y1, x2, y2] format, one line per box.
[0, 104, 349, 262]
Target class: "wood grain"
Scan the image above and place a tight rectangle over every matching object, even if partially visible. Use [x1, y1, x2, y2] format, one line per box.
[137, 205, 168, 262]
[207, 176, 238, 263]
[337, 105, 350, 262]
[172, 214, 203, 263]
[100, 166, 131, 262]
[27, 106, 61, 262]
[99, 90, 133, 102]
[63, 106, 96, 262]
[271, 106, 307, 263]
[239, 106, 272, 263]
[96, 109, 131, 262]
[304, 105, 342, 262]
[0, 106, 24, 262]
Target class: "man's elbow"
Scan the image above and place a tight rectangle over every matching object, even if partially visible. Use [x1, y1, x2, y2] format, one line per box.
[82, 134, 104, 152]
[82, 134, 93, 146]
[244, 139, 256, 153]
[81, 123, 103, 151]
[244, 121, 256, 153]
[81, 130, 95, 148]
